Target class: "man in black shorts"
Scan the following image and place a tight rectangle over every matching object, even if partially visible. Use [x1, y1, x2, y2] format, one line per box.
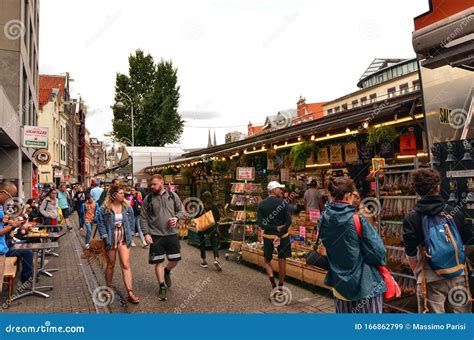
[140, 174, 185, 301]
[257, 181, 292, 296]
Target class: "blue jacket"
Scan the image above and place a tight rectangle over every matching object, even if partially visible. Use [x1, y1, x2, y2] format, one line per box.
[318, 201, 387, 301]
[97, 205, 135, 248]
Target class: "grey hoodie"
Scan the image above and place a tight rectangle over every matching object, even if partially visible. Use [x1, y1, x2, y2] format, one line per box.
[39, 197, 59, 219]
[140, 190, 185, 236]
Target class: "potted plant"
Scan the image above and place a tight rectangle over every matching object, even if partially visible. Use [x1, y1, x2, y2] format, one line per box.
[366, 127, 399, 147]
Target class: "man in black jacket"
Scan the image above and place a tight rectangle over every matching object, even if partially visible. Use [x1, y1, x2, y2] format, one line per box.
[403, 168, 473, 313]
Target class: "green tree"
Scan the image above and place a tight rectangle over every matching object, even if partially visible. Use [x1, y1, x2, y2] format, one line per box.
[111, 50, 183, 146]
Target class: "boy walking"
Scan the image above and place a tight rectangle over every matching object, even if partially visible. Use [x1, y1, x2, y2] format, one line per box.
[81, 193, 98, 248]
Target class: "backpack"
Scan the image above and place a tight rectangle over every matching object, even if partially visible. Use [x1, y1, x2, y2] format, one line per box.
[421, 211, 466, 279]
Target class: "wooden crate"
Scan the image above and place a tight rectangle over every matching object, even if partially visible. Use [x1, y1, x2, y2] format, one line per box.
[271, 256, 304, 281]
[303, 265, 329, 289]
[242, 248, 260, 265]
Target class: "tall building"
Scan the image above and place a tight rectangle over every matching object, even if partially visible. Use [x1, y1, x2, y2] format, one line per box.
[0, 0, 40, 198]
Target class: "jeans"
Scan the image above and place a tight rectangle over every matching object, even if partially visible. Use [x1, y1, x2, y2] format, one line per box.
[198, 226, 219, 259]
[85, 222, 93, 245]
[134, 215, 145, 243]
[6, 248, 33, 282]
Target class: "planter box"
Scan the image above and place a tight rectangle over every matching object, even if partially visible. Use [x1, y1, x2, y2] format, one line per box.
[271, 255, 304, 281]
[242, 248, 259, 265]
[303, 265, 329, 289]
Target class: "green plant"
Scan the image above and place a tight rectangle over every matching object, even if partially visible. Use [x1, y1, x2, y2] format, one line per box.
[212, 160, 230, 174]
[161, 167, 178, 176]
[366, 127, 399, 147]
[290, 141, 315, 168]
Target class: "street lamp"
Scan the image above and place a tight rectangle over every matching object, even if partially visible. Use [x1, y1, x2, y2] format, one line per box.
[115, 92, 135, 185]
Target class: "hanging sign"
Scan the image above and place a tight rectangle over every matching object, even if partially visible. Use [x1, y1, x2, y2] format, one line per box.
[400, 133, 417, 156]
[344, 143, 359, 163]
[22, 126, 49, 148]
[330, 145, 343, 163]
[236, 167, 255, 181]
[317, 147, 329, 164]
[372, 158, 386, 171]
[164, 175, 174, 184]
[32, 149, 51, 165]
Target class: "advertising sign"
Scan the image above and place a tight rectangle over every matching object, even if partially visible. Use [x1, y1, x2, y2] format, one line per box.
[236, 167, 255, 181]
[23, 126, 49, 148]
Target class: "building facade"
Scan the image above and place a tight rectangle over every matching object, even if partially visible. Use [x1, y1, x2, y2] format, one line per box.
[0, 0, 40, 198]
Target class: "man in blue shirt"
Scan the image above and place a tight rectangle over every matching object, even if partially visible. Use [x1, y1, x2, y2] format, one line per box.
[0, 181, 33, 283]
[90, 181, 104, 204]
[57, 183, 72, 230]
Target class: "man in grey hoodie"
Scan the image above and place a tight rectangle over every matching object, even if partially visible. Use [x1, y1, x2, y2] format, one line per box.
[141, 174, 185, 301]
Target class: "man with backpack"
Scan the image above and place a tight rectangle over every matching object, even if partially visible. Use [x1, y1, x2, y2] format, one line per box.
[403, 168, 473, 313]
[140, 174, 185, 301]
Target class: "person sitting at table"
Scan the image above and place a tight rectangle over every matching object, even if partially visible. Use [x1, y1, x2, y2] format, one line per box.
[0, 181, 33, 284]
[39, 189, 59, 226]
[26, 198, 43, 223]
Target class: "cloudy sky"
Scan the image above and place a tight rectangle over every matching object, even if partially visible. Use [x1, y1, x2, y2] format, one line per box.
[39, 0, 429, 149]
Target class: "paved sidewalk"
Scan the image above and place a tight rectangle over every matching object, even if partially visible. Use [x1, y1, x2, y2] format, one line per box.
[1, 217, 98, 314]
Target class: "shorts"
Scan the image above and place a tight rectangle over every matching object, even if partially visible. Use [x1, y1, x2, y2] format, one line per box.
[263, 236, 291, 262]
[149, 234, 181, 264]
[61, 208, 71, 218]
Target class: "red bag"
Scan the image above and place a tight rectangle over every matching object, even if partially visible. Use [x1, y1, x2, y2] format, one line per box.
[353, 214, 401, 300]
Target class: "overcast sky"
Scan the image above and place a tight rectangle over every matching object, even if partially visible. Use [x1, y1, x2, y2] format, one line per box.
[39, 0, 429, 149]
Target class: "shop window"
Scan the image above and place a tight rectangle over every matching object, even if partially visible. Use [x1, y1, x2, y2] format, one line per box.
[413, 80, 420, 91]
[352, 100, 358, 108]
[334, 106, 340, 113]
[342, 104, 348, 111]
[369, 94, 377, 103]
[360, 96, 367, 105]
[327, 108, 333, 115]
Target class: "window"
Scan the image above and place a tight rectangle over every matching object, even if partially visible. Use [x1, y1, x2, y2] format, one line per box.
[387, 87, 396, 98]
[352, 100, 358, 108]
[334, 106, 340, 113]
[369, 94, 377, 103]
[360, 96, 367, 105]
[342, 104, 348, 111]
[327, 108, 333, 115]
[413, 80, 420, 91]
[400, 83, 409, 95]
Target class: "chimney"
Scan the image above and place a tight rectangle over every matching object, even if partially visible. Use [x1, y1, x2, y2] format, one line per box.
[248, 121, 253, 136]
[297, 95, 306, 118]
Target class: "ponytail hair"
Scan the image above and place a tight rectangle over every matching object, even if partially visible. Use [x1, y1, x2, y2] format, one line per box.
[327, 177, 355, 200]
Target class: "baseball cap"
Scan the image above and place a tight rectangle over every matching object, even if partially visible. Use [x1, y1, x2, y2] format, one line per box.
[267, 181, 285, 191]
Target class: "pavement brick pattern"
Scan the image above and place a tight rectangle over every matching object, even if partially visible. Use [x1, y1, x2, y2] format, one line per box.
[1, 214, 334, 314]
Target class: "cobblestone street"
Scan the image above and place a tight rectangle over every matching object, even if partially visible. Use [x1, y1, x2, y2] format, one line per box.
[2, 215, 334, 314]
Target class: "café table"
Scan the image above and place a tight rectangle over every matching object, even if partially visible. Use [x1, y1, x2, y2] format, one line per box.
[9, 242, 59, 300]
[37, 225, 66, 257]
[26, 231, 66, 277]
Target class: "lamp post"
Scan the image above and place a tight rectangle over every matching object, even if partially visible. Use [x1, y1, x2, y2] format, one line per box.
[114, 92, 134, 185]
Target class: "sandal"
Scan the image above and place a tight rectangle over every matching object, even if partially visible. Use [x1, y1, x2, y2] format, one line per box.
[127, 290, 140, 304]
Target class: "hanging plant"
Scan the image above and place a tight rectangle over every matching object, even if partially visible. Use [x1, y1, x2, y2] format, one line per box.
[161, 167, 178, 176]
[180, 166, 193, 178]
[290, 141, 315, 168]
[366, 127, 399, 147]
[212, 160, 230, 175]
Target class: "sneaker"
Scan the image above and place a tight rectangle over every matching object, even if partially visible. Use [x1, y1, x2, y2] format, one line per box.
[214, 260, 222, 271]
[164, 270, 172, 288]
[158, 286, 167, 301]
[200, 260, 208, 268]
[131, 241, 137, 247]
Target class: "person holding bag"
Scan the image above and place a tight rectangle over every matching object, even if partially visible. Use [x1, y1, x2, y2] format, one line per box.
[318, 177, 387, 313]
[195, 191, 222, 271]
[39, 189, 59, 226]
[97, 185, 139, 304]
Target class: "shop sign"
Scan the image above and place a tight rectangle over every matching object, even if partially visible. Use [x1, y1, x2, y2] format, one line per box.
[236, 167, 255, 181]
[54, 169, 62, 178]
[140, 178, 148, 188]
[317, 147, 329, 164]
[33, 149, 51, 165]
[344, 143, 359, 163]
[280, 168, 290, 182]
[372, 158, 386, 171]
[400, 133, 417, 155]
[22, 126, 49, 148]
[267, 155, 275, 170]
[164, 175, 174, 184]
[439, 107, 452, 125]
[330, 145, 343, 163]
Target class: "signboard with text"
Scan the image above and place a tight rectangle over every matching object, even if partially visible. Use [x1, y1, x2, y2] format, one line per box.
[236, 167, 255, 181]
[22, 126, 49, 148]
